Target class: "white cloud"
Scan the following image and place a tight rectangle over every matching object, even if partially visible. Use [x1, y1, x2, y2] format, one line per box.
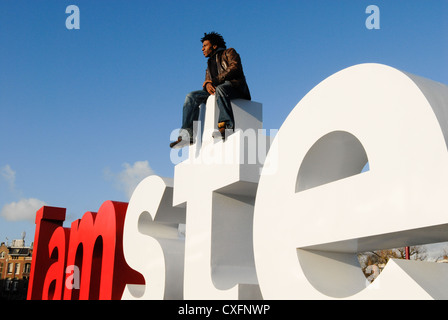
[1, 198, 47, 222]
[105, 160, 154, 199]
[1, 164, 16, 191]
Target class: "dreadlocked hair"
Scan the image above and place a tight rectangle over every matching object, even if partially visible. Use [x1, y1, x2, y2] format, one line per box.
[201, 32, 227, 49]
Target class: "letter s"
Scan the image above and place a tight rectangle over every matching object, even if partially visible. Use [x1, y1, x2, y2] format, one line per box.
[121, 175, 186, 300]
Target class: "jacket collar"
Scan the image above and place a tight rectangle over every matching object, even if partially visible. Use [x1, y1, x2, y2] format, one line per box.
[209, 47, 225, 58]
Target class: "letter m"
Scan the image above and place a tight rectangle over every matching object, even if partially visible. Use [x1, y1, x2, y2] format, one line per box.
[62, 201, 143, 300]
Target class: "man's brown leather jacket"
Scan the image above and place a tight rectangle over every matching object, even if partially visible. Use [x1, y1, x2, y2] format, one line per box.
[203, 48, 251, 100]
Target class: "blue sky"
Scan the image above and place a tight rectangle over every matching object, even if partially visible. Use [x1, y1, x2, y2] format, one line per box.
[0, 0, 447, 246]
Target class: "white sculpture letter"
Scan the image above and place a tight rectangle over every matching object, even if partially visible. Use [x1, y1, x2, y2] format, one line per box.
[254, 63, 448, 299]
[122, 175, 186, 299]
[173, 97, 264, 299]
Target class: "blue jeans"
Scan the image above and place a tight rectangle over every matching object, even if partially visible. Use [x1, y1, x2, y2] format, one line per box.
[181, 81, 242, 135]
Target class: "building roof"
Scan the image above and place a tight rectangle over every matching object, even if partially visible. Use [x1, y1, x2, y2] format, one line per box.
[8, 247, 31, 257]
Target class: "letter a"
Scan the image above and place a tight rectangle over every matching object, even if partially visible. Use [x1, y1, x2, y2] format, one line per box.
[65, 265, 80, 290]
[365, 5, 380, 30]
[66, 5, 80, 30]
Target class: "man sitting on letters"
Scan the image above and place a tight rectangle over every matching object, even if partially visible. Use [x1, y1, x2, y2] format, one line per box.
[170, 32, 251, 149]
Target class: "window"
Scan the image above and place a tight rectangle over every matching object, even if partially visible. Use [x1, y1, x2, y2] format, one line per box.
[12, 279, 18, 291]
[14, 263, 20, 275]
[5, 278, 11, 291]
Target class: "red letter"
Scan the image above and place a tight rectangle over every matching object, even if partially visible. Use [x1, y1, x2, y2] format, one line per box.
[63, 201, 143, 300]
[27, 206, 66, 300]
[42, 226, 70, 299]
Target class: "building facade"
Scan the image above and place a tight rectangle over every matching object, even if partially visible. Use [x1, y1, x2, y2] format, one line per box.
[0, 239, 33, 300]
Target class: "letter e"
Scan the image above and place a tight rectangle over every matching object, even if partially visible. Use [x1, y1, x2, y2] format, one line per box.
[254, 64, 448, 299]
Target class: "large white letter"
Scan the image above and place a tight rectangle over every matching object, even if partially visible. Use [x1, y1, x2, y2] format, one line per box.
[254, 63, 448, 299]
[121, 175, 186, 299]
[173, 98, 265, 299]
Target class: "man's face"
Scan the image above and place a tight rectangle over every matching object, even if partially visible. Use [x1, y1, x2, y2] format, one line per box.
[202, 40, 217, 58]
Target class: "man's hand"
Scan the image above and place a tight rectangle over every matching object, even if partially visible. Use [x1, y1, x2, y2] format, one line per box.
[206, 82, 215, 95]
[203, 80, 215, 95]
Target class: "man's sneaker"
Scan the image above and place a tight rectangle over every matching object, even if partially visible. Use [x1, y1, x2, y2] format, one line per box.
[170, 135, 193, 149]
[212, 122, 234, 140]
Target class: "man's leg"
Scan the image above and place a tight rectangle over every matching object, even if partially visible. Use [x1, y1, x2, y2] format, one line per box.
[181, 89, 210, 136]
[170, 89, 209, 148]
[214, 81, 242, 130]
[214, 82, 243, 140]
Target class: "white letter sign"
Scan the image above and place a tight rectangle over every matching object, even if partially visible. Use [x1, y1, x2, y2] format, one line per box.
[253, 63, 448, 299]
[122, 176, 186, 299]
[29, 63, 448, 300]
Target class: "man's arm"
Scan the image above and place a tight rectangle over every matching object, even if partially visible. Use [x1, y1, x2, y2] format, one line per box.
[216, 48, 243, 84]
[203, 48, 243, 94]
